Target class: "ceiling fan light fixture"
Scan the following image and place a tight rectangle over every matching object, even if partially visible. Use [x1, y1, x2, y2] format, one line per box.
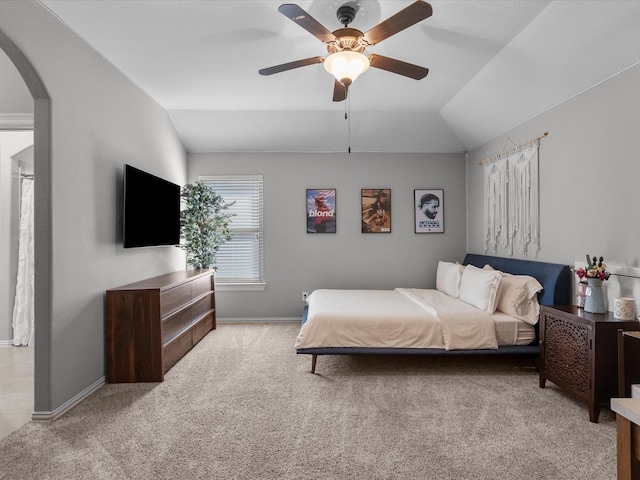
[323, 51, 370, 86]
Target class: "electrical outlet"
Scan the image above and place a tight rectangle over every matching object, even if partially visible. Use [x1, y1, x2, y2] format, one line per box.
[302, 291, 309, 302]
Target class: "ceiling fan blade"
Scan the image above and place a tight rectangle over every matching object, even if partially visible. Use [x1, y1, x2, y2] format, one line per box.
[278, 4, 337, 44]
[259, 56, 325, 76]
[332, 80, 347, 102]
[368, 54, 429, 80]
[362, 1, 433, 45]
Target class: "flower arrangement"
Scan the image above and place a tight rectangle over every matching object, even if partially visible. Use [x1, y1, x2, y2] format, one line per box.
[575, 255, 610, 281]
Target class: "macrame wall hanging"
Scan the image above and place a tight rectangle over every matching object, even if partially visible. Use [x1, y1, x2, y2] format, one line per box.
[480, 132, 547, 257]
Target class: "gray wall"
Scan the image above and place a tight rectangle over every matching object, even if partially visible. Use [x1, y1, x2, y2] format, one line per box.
[466, 63, 640, 268]
[0, 1, 187, 413]
[0, 46, 31, 113]
[188, 152, 467, 319]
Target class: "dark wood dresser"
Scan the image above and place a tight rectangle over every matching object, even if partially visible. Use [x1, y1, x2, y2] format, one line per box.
[539, 305, 640, 422]
[106, 269, 215, 383]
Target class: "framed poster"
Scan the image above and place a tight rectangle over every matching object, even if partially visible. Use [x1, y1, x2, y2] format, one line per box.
[306, 189, 336, 233]
[361, 188, 391, 233]
[415, 189, 444, 233]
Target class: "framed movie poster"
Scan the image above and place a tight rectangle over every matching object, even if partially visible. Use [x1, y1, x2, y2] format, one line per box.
[306, 189, 336, 233]
[415, 189, 444, 233]
[361, 189, 391, 233]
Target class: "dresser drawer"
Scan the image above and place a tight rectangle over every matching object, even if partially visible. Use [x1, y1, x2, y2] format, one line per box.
[191, 274, 213, 299]
[160, 283, 191, 317]
[192, 313, 214, 345]
[192, 292, 213, 320]
[163, 329, 193, 373]
[162, 305, 193, 345]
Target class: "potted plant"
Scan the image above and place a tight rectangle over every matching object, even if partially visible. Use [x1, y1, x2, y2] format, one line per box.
[177, 182, 235, 270]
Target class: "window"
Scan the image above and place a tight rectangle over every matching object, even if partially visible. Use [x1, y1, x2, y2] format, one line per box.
[198, 175, 264, 290]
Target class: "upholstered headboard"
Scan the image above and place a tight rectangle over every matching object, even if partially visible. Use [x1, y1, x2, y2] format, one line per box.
[463, 253, 572, 306]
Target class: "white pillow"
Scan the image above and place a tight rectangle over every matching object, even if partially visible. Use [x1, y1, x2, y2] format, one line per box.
[482, 265, 543, 325]
[436, 261, 464, 298]
[458, 265, 502, 313]
[496, 273, 543, 325]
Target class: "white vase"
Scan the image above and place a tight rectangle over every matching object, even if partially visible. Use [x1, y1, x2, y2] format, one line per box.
[584, 278, 605, 314]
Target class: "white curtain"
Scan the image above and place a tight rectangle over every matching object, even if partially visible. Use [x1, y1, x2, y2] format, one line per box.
[484, 141, 540, 257]
[12, 177, 34, 346]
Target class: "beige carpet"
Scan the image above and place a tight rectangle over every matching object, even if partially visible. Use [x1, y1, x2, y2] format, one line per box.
[0, 323, 617, 479]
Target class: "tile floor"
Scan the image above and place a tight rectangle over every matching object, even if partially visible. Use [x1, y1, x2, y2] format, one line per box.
[0, 345, 33, 441]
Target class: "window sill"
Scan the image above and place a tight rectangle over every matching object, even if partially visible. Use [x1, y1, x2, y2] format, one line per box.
[215, 282, 266, 292]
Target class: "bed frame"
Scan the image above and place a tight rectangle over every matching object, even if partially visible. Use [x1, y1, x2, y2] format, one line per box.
[297, 254, 572, 373]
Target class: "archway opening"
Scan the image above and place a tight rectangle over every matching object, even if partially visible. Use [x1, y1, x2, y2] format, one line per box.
[0, 27, 53, 417]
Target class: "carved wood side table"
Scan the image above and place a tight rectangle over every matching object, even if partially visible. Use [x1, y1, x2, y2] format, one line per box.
[539, 305, 640, 423]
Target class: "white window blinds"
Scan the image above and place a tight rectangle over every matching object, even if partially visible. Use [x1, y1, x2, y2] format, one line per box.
[199, 175, 264, 284]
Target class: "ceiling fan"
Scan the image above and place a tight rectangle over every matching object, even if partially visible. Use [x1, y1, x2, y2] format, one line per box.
[259, 1, 432, 102]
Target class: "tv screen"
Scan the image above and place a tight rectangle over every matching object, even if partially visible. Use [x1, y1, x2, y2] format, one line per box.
[123, 164, 181, 248]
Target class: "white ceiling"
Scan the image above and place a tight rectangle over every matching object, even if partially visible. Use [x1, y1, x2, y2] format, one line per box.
[39, 0, 640, 154]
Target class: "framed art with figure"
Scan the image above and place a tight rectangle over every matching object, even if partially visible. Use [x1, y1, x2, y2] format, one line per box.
[415, 189, 443, 233]
[307, 189, 336, 233]
[362, 189, 391, 233]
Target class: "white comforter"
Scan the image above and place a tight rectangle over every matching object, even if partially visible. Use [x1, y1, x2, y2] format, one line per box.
[294, 288, 498, 351]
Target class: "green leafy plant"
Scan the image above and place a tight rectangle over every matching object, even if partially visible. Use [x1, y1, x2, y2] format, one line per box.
[177, 182, 235, 270]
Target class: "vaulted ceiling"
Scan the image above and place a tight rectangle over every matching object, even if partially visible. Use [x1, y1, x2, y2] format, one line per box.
[33, 1, 640, 153]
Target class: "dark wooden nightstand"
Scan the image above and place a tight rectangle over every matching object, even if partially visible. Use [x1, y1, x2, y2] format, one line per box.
[539, 305, 640, 423]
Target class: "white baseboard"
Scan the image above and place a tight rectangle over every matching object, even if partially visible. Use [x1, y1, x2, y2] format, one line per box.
[32, 376, 106, 422]
[0, 340, 14, 346]
[217, 317, 300, 324]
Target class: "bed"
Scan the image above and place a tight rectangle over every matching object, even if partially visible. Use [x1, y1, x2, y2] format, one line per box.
[296, 254, 571, 373]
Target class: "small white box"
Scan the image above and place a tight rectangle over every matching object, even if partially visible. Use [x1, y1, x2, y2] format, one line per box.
[632, 385, 640, 399]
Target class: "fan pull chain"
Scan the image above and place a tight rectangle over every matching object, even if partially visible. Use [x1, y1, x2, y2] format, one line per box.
[346, 94, 351, 153]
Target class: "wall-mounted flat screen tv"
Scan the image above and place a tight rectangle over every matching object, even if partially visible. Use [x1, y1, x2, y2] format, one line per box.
[123, 164, 180, 248]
